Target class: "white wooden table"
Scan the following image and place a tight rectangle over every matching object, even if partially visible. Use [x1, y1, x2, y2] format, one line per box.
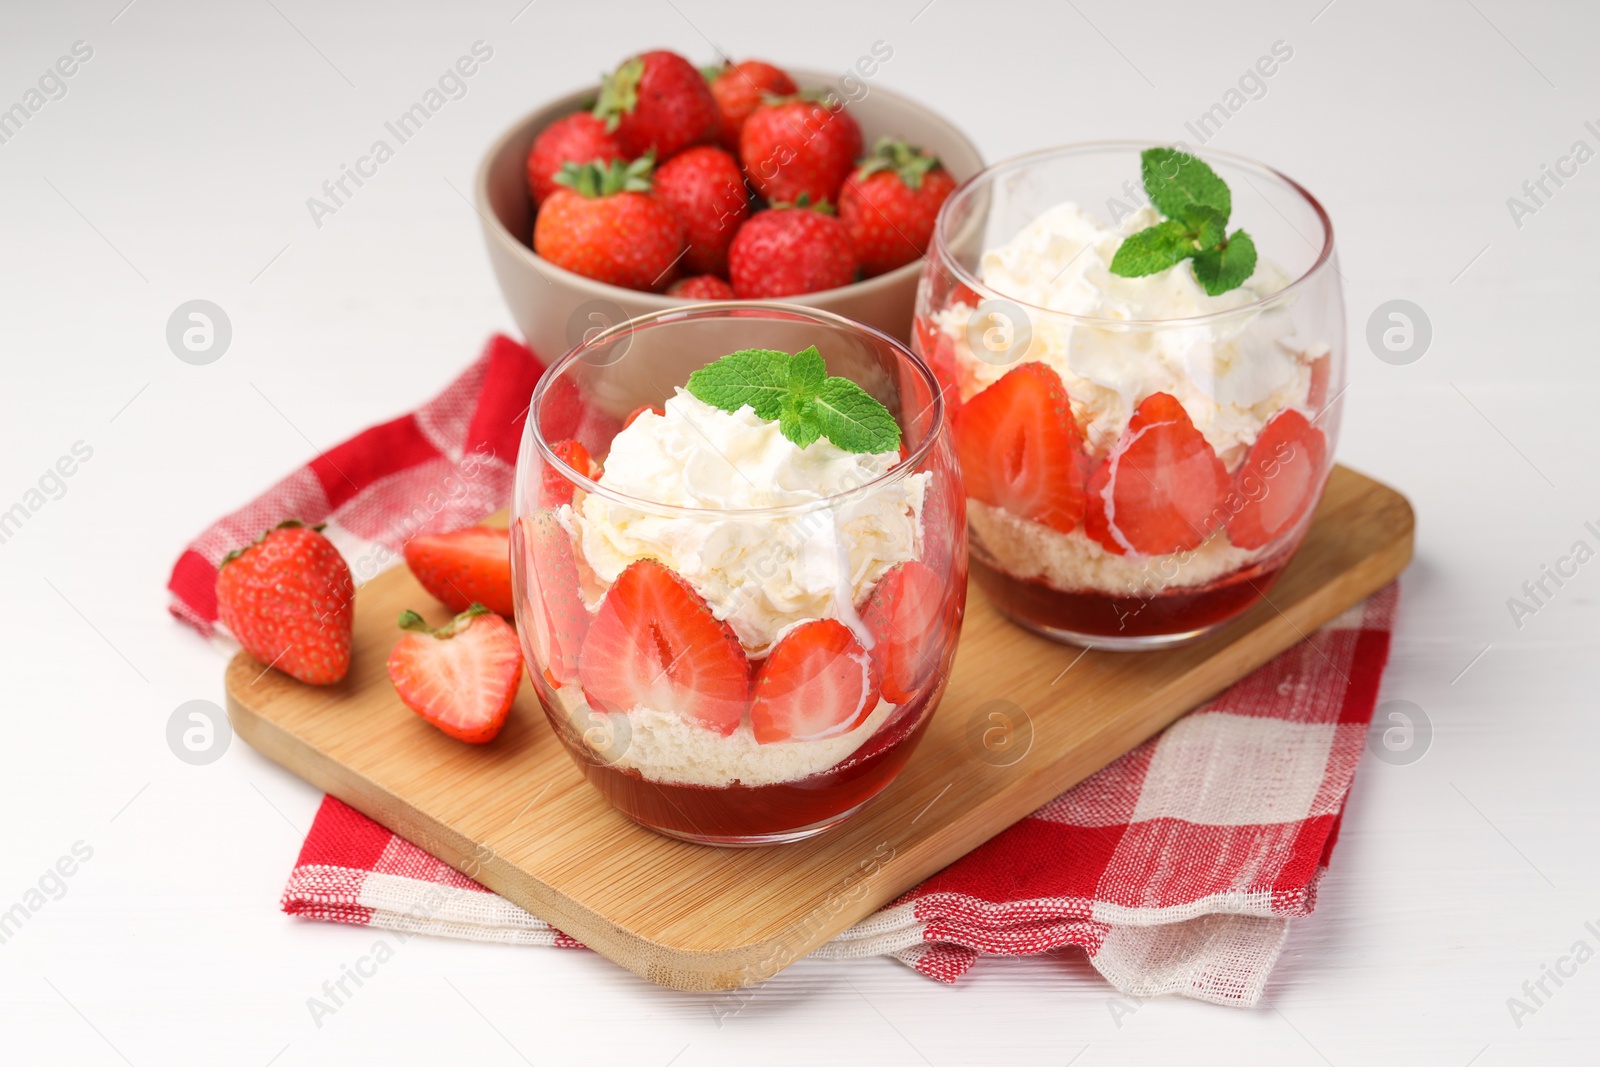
[2, 1, 1595, 1063]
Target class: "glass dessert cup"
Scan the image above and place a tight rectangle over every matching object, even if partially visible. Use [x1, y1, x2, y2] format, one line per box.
[511, 303, 967, 844]
[913, 141, 1345, 650]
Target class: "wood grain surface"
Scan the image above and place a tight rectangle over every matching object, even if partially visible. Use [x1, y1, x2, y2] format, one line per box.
[226, 464, 1413, 990]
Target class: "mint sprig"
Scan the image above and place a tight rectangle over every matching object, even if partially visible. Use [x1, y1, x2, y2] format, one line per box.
[686, 346, 901, 454]
[1109, 147, 1258, 296]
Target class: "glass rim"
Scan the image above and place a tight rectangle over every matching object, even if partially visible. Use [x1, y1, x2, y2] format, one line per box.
[527, 301, 947, 519]
[930, 139, 1337, 329]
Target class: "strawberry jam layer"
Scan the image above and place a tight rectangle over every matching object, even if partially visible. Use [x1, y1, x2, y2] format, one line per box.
[542, 685, 940, 843]
[971, 549, 1294, 645]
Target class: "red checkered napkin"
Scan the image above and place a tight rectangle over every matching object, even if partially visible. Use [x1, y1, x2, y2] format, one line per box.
[170, 335, 1399, 1007]
[167, 335, 543, 636]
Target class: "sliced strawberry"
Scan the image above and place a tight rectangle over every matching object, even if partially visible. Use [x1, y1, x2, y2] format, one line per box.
[860, 560, 945, 704]
[1226, 409, 1327, 550]
[955, 362, 1086, 534]
[750, 620, 877, 744]
[403, 525, 514, 617]
[515, 511, 590, 688]
[1085, 392, 1229, 556]
[540, 439, 600, 507]
[622, 404, 663, 430]
[579, 559, 750, 736]
[387, 605, 523, 744]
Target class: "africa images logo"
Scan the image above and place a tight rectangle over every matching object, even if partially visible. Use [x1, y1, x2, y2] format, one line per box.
[0, 40, 94, 147]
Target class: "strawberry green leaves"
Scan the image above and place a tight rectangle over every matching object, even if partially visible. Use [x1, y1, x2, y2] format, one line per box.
[855, 136, 943, 191]
[1109, 147, 1258, 296]
[686, 346, 901, 454]
[553, 153, 655, 198]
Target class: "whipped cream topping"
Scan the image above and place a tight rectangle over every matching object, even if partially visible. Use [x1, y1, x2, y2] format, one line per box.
[572, 389, 928, 654]
[937, 202, 1321, 469]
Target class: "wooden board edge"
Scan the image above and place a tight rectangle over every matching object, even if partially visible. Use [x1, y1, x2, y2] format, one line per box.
[656, 470, 1420, 983]
[227, 669, 807, 990]
[226, 469, 1415, 990]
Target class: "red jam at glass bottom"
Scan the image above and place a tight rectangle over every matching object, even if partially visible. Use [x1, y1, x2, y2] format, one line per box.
[541, 684, 943, 844]
[970, 548, 1296, 647]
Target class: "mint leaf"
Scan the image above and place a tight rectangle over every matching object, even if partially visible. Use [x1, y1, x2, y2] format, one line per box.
[779, 403, 824, 448]
[811, 377, 901, 454]
[1180, 204, 1227, 251]
[686, 348, 792, 419]
[1191, 230, 1258, 296]
[787, 345, 826, 396]
[778, 345, 828, 442]
[1109, 220, 1195, 277]
[687, 346, 901, 453]
[1142, 147, 1231, 225]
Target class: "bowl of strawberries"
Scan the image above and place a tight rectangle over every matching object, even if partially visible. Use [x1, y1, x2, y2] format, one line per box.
[475, 49, 983, 358]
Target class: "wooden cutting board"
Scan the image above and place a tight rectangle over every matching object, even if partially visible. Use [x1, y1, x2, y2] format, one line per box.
[227, 464, 1412, 990]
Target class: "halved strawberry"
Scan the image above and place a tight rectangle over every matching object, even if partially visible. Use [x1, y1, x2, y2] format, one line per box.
[955, 362, 1086, 534]
[515, 511, 589, 688]
[1084, 392, 1229, 556]
[750, 619, 877, 744]
[621, 404, 663, 430]
[540, 439, 600, 507]
[1226, 409, 1327, 550]
[403, 525, 514, 617]
[860, 560, 945, 704]
[578, 560, 750, 735]
[387, 605, 522, 744]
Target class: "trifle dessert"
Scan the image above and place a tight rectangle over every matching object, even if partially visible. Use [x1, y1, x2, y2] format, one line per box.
[511, 304, 965, 843]
[914, 143, 1344, 648]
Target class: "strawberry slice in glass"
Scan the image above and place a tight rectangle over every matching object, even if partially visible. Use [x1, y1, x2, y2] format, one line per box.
[956, 362, 1087, 535]
[1227, 409, 1327, 550]
[514, 511, 589, 689]
[578, 559, 750, 736]
[750, 620, 877, 744]
[862, 560, 947, 704]
[1085, 392, 1229, 557]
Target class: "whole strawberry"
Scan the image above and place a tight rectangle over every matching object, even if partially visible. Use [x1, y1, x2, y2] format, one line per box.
[706, 59, 797, 150]
[667, 274, 736, 299]
[839, 138, 959, 276]
[593, 50, 719, 160]
[534, 156, 686, 291]
[728, 201, 858, 298]
[526, 113, 626, 207]
[739, 95, 862, 207]
[216, 521, 353, 685]
[652, 145, 750, 276]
